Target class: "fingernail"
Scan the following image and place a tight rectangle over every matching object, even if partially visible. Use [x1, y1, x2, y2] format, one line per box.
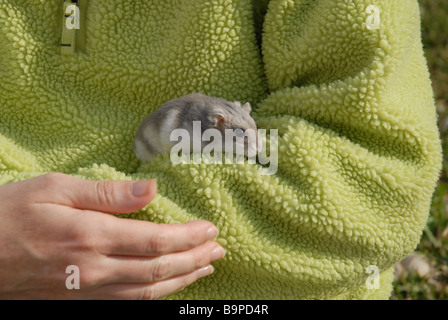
[197, 265, 214, 278]
[131, 180, 156, 197]
[211, 246, 225, 261]
[206, 226, 219, 240]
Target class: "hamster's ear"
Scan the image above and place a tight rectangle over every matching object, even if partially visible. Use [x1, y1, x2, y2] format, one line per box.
[242, 102, 252, 113]
[211, 113, 226, 127]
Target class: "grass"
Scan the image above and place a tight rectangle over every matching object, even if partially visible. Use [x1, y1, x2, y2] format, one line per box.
[390, 0, 448, 300]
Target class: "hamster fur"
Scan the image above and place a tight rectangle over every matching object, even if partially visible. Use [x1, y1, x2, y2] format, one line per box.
[133, 93, 261, 161]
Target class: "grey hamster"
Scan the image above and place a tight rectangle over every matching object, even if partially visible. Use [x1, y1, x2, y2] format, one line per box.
[133, 93, 261, 161]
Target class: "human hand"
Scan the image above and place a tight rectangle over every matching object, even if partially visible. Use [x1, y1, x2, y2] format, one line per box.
[0, 173, 224, 299]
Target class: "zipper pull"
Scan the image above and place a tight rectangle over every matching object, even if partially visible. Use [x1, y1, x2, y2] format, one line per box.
[61, 0, 80, 55]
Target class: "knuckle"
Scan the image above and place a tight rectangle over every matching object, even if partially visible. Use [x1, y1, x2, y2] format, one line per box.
[94, 180, 116, 207]
[186, 228, 202, 247]
[71, 228, 93, 249]
[147, 233, 171, 255]
[40, 172, 67, 189]
[69, 224, 100, 253]
[141, 286, 157, 300]
[178, 276, 194, 293]
[191, 248, 205, 270]
[80, 269, 103, 288]
[152, 256, 172, 281]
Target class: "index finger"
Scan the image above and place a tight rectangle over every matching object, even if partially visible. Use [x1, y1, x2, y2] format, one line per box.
[89, 215, 219, 257]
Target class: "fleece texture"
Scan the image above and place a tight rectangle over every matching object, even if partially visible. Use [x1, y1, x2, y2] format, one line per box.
[0, 0, 442, 299]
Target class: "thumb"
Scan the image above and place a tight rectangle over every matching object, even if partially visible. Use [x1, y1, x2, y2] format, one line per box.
[69, 178, 157, 214]
[34, 173, 158, 214]
[2, 173, 157, 214]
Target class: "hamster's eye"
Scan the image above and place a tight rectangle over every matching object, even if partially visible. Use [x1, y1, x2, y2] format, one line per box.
[235, 128, 245, 137]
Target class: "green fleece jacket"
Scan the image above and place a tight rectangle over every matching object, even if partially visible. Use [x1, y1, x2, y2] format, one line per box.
[0, 0, 442, 299]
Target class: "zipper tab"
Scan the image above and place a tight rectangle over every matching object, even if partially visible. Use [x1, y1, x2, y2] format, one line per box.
[61, 0, 80, 55]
